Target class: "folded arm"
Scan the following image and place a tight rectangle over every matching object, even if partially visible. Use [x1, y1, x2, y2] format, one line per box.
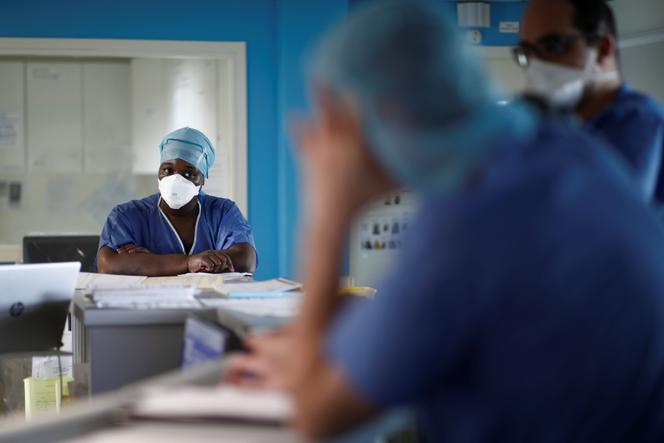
[97, 242, 257, 276]
[97, 245, 188, 276]
[223, 242, 257, 273]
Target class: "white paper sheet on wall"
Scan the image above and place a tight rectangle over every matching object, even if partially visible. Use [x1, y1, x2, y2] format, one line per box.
[0, 112, 25, 174]
[0, 112, 19, 146]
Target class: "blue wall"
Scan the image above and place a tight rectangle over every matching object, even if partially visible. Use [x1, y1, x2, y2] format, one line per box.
[0, 0, 525, 279]
[351, 0, 526, 46]
[276, 0, 349, 278]
[0, 0, 348, 279]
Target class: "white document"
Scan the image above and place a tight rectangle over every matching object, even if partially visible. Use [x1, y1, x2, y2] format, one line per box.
[32, 355, 73, 378]
[144, 274, 225, 290]
[143, 272, 252, 289]
[177, 272, 253, 279]
[180, 271, 253, 281]
[77, 272, 147, 290]
[0, 112, 25, 174]
[92, 286, 199, 309]
[0, 111, 20, 145]
[134, 385, 293, 424]
[214, 278, 302, 297]
[200, 297, 301, 318]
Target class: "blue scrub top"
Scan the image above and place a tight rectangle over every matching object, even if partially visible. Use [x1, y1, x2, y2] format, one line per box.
[327, 122, 664, 443]
[584, 83, 664, 204]
[98, 193, 256, 259]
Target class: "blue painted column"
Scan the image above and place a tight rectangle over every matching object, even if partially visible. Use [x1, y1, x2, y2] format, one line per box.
[276, 0, 349, 278]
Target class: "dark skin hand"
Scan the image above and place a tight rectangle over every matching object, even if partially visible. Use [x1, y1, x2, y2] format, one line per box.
[519, 0, 622, 120]
[97, 159, 257, 276]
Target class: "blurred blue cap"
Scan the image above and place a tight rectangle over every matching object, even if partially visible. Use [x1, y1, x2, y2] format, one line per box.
[309, 0, 535, 194]
[159, 127, 216, 178]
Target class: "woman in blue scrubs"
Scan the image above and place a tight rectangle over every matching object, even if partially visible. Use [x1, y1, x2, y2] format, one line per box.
[226, 1, 664, 442]
[97, 127, 256, 276]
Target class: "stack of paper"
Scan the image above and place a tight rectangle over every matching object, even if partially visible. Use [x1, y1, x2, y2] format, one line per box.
[92, 286, 200, 309]
[79, 271, 253, 291]
[200, 297, 301, 318]
[77, 272, 146, 290]
[214, 278, 302, 298]
[142, 272, 250, 290]
[133, 385, 293, 424]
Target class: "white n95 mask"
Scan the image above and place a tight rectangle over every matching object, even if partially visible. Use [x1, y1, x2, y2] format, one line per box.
[158, 174, 200, 209]
[523, 50, 617, 111]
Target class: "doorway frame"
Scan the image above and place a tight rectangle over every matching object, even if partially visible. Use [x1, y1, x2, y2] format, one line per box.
[0, 37, 248, 214]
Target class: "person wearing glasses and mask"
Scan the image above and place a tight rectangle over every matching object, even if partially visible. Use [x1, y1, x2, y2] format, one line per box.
[97, 127, 257, 276]
[515, 0, 664, 204]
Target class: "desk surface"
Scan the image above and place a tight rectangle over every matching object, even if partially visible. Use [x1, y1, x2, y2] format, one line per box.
[0, 360, 299, 443]
[0, 357, 414, 443]
[66, 421, 297, 443]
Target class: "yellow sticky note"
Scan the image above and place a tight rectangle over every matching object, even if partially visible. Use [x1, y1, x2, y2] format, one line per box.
[24, 376, 74, 419]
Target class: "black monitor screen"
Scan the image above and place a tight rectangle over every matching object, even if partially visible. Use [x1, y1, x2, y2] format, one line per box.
[23, 235, 99, 272]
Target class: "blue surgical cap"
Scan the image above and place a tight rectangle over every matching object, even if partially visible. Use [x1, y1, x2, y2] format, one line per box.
[159, 127, 216, 178]
[309, 0, 535, 193]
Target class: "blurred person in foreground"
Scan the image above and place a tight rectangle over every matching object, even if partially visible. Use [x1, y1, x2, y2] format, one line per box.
[227, 1, 664, 441]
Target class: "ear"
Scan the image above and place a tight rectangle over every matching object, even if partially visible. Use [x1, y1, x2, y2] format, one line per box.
[596, 35, 616, 65]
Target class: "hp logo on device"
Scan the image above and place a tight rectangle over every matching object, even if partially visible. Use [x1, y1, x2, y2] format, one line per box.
[9, 302, 24, 317]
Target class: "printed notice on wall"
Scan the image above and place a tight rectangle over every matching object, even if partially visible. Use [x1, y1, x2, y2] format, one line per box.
[0, 112, 25, 173]
[0, 112, 19, 145]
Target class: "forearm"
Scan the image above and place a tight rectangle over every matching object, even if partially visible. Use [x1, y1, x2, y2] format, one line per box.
[289, 213, 380, 438]
[97, 247, 188, 276]
[223, 243, 257, 273]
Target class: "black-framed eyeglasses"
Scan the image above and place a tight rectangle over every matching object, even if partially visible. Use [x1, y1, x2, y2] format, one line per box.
[512, 32, 599, 68]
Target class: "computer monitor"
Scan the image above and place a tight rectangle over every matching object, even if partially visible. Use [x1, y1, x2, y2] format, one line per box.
[0, 262, 80, 354]
[23, 235, 99, 272]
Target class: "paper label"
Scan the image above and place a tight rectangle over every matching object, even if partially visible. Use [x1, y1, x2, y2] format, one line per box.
[500, 21, 520, 34]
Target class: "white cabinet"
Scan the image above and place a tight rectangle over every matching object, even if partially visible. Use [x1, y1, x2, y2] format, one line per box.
[0, 61, 25, 174]
[83, 61, 131, 173]
[27, 62, 83, 173]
